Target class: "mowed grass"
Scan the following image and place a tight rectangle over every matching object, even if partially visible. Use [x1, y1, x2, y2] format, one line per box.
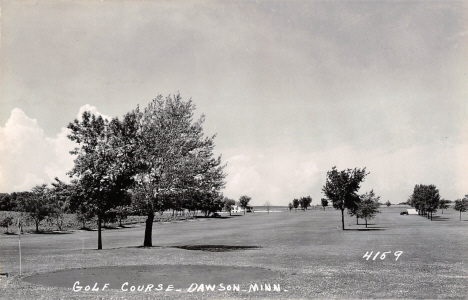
[0, 207, 467, 299]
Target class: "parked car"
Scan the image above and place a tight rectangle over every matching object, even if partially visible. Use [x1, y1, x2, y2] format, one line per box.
[400, 211, 408, 215]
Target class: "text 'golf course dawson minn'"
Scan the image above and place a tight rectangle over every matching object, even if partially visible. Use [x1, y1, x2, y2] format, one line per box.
[72, 282, 288, 293]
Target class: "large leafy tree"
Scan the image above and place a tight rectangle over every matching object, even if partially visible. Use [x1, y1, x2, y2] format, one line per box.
[134, 94, 225, 247]
[322, 167, 368, 230]
[67, 111, 138, 249]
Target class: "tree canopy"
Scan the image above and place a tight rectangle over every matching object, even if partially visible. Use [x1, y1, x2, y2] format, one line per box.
[408, 184, 440, 220]
[239, 195, 252, 214]
[453, 197, 468, 221]
[322, 167, 368, 230]
[67, 111, 138, 249]
[132, 94, 226, 246]
[356, 190, 381, 228]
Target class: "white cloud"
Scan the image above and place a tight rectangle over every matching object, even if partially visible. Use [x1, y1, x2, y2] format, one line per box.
[13, 173, 45, 191]
[0, 105, 110, 193]
[77, 104, 111, 121]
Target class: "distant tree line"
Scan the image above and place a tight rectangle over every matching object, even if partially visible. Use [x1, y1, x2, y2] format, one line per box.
[288, 196, 312, 212]
[406, 184, 467, 221]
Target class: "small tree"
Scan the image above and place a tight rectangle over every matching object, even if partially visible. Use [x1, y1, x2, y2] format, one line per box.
[239, 195, 251, 215]
[321, 198, 328, 210]
[385, 200, 391, 207]
[223, 198, 236, 216]
[110, 205, 132, 227]
[288, 202, 293, 212]
[346, 194, 361, 225]
[299, 196, 312, 211]
[357, 190, 381, 228]
[453, 197, 468, 221]
[292, 199, 299, 212]
[19, 185, 54, 233]
[264, 201, 272, 214]
[49, 178, 72, 231]
[438, 199, 450, 214]
[0, 214, 14, 233]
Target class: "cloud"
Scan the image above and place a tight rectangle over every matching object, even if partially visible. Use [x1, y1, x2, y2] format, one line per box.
[77, 104, 112, 121]
[0, 105, 109, 193]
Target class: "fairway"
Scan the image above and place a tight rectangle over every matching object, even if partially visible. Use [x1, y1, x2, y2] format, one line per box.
[1, 207, 467, 299]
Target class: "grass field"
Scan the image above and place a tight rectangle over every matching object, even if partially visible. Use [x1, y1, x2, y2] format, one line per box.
[0, 206, 467, 299]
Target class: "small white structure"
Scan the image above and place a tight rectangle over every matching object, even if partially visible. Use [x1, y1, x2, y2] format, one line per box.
[407, 208, 418, 215]
[231, 205, 242, 214]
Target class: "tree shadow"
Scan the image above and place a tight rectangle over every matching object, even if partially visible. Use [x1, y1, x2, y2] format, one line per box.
[192, 215, 234, 219]
[80, 227, 97, 231]
[431, 216, 450, 221]
[344, 227, 385, 231]
[89, 245, 164, 251]
[27, 230, 74, 234]
[102, 226, 124, 230]
[172, 245, 262, 252]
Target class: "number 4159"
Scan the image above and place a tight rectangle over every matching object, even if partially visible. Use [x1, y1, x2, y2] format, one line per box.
[363, 251, 403, 261]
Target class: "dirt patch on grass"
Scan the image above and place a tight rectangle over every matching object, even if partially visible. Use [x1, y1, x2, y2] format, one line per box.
[173, 245, 261, 252]
[23, 265, 279, 290]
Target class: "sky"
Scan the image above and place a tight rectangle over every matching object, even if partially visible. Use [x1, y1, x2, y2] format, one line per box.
[1, 0, 467, 205]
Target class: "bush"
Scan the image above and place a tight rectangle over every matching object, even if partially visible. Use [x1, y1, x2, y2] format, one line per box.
[0, 214, 14, 233]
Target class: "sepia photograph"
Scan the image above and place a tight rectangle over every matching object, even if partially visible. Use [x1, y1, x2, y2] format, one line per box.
[0, 0, 467, 299]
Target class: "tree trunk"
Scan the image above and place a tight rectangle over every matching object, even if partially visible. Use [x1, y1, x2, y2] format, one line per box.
[143, 211, 154, 247]
[356, 215, 359, 225]
[341, 208, 345, 230]
[460, 210, 462, 221]
[430, 212, 433, 221]
[97, 214, 102, 250]
[35, 221, 39, 233]
[365, 218, 368, 228]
